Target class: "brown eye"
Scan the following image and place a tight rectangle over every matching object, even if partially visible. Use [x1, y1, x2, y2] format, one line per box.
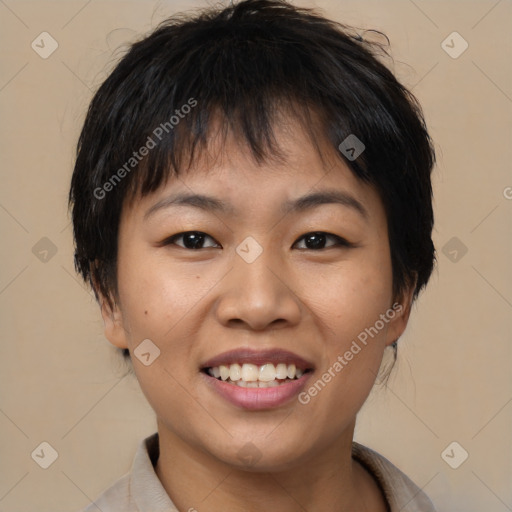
[294, 232, 352, 250]
[165, 231, 220, 250]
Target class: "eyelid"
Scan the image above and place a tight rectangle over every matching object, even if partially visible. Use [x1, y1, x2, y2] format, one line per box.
[161, 231, 221, 249]
[161, 230, 353, 250]
[293, 232, 353, 250]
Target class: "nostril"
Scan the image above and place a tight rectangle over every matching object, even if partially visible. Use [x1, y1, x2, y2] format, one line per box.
[228, 319, 245, 327]
[270, 319, 288, 328]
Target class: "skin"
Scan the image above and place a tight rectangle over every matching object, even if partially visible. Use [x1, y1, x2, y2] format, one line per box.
[100, 118, 415, 512]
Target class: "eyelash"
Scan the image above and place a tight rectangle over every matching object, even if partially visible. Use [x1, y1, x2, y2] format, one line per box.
[161, 231, 353, 251]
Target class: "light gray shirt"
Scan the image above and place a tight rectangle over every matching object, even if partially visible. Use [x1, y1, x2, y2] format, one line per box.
[79, 432, 436, 512]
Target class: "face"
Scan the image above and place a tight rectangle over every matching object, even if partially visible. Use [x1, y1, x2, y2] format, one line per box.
[101, 120, 413, 472]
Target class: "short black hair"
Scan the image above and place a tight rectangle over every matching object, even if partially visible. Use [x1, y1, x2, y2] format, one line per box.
[69, 0, 436, 348]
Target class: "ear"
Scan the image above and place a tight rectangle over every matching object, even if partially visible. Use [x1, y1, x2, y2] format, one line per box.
[384, 275, 417, 347]
[99, 295, 129, 350]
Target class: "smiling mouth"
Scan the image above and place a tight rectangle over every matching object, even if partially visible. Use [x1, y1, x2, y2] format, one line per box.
[202, 362, 314, 388]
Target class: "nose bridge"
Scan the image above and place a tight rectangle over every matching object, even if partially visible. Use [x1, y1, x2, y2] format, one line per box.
[236, 245, 279, 295]
[215, 239, 301, 330]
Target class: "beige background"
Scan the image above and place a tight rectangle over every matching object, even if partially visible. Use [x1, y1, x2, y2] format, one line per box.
[1, 0, 511, 511]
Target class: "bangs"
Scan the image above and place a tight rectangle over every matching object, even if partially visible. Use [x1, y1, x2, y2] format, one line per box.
[125, 95, 331, 203]
[80, 9, 393, 211]
[98, 29, 378, 206]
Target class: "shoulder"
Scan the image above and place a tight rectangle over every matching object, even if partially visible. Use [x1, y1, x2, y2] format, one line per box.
[352, 442, 437, 512]
[75, 432, 178, 512]
[78, 473, 134, 512]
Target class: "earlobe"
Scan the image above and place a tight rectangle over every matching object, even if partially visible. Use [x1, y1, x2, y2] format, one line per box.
[90, 268, 129, 350]
[100, 297, 129, 350]
[385, 278, 416, 347]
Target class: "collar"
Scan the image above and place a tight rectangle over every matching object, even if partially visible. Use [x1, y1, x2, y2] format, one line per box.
[129, 433, 435, 512]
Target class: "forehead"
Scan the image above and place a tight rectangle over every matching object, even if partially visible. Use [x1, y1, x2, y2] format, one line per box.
[122, 118, 387, 232]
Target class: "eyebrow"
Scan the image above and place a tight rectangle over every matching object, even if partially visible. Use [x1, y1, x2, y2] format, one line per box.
[281, 190, 368, 220]
[144, 189, 368, 221]
[144, 193, 235, 220]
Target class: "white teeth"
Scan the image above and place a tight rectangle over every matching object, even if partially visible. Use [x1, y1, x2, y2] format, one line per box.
[275, 363, 288, 379]
[261, 380, 279, 388]
[235, 379, 279, 388]
[208, 362, 308, 384]
[241, 364, 259, 382]
[259, 363, 276, 381]
[229, 363, 242, 381]
[219, 365, 230, 381]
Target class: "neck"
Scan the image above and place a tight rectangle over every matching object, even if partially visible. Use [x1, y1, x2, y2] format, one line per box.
[154, 419, 387, 512]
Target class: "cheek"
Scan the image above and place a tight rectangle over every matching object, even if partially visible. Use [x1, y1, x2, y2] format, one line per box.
[116, 245, 208, 341]
[301, 250, 394, 397]
[115, 249, 211, 424]
[115, 246, 228, 403]
[311, 256, 393, 341]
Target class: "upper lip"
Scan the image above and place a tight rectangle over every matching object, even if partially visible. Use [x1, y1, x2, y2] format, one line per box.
[201, 348, 315, 371]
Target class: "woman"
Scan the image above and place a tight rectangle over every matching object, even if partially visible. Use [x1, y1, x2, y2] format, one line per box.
[70, 1, 437, 510]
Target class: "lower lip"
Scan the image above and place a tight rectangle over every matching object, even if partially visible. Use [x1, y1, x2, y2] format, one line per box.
[201, 372, 312, 410]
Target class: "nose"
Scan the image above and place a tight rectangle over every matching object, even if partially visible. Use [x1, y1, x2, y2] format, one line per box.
[214, 247, 302, 331]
